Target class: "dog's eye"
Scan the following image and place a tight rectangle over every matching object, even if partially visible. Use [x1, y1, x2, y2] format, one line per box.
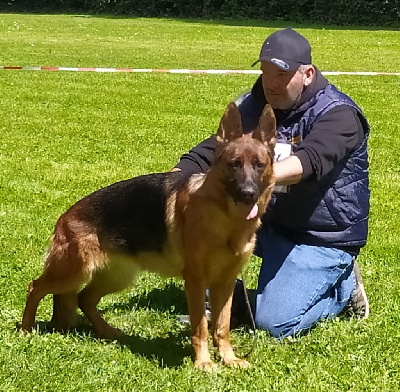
[253, 159, 265, 170]
[229, 159, 242, 169]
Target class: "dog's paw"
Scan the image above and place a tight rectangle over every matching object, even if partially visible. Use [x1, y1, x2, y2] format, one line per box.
[18, 322, 34, 335]
[194, 359, 218, 371]
[18, 327, 32, 337]
[98, 326, 124, 341]
[223, 358, 251, 369]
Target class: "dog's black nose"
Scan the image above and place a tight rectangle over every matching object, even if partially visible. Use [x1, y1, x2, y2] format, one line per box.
[239, 183, 257, 203]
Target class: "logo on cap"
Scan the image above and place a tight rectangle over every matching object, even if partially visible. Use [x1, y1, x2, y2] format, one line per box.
[271, 58, 290, 70]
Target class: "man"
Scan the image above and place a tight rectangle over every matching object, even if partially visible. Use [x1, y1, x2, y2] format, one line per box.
[173, 28, 370, 338]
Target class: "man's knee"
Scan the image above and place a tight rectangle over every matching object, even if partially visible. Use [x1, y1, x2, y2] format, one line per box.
[254, 306, 300, 339]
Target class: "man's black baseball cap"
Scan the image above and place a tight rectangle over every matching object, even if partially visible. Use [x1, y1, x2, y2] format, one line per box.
[252, 28, 312, 71]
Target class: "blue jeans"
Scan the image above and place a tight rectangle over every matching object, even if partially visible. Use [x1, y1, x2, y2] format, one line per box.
[254, 227, 356, 339]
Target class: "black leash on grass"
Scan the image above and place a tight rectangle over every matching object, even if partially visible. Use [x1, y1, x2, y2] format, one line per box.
[240, 272, 258, 359]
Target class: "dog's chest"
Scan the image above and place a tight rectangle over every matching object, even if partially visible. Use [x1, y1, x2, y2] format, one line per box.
[205, 236, 254, 284]
[189, 205, 256, 279]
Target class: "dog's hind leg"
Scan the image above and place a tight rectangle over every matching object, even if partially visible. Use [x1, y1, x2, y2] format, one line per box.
[21, 278, 51, 332]
[21, 272, 84, 333]
[48, 293, 78, 332]
[21, 247, 92, 333]
[78, 259, 139, 339]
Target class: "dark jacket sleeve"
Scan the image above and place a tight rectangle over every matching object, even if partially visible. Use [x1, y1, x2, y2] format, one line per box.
[174, 135, 218, 174]
[294, 105, 365, 181]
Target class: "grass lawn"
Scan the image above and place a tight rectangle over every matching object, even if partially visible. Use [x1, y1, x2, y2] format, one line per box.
[0, 14, 399, 391]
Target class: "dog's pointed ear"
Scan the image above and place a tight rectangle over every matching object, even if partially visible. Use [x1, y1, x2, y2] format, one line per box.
[253, 104, 276, 149]
[216, 102, 243, 142]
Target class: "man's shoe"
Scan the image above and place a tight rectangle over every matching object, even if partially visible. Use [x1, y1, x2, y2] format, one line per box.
[345, 260, 370, 319]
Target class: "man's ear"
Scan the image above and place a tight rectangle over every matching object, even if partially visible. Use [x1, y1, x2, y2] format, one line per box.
[216, 102, 243, 142]
[252, 104, 276, 149]
[303, 65, 315, 87]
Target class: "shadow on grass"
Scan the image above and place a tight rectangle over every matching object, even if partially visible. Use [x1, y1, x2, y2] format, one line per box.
[118, 332, 193, 368]
[26, 321, 192, 368]
[110, 281, 188, 315]
[0, 8, 398, 31]
[20, 282, 193, 368]
[112, 282, 193, 367]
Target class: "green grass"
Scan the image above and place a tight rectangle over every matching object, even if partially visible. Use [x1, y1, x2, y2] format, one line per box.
[1, 15, 399, 72]
[0, 14, 400, 391]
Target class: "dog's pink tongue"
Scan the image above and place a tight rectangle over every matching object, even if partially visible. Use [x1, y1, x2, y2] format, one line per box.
[246, 204, 259, 220]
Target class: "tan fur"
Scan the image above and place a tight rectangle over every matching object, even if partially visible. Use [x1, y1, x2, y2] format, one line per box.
[21, 102, 276, 370]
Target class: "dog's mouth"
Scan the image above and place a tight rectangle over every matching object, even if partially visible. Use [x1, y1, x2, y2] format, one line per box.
[227, 181, 260, 220]
[235, 202, 259, 220]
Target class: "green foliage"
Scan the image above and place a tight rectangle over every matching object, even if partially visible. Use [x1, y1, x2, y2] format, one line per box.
[1, 0, 400, 26]
[0, 14, 399, 391]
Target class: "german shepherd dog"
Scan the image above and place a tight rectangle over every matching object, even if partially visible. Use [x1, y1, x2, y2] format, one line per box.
[21, 102, 276, 370]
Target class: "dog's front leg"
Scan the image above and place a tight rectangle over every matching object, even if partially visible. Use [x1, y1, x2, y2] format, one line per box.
[184, 274, 216, 371]
[209, 279, 250, 368]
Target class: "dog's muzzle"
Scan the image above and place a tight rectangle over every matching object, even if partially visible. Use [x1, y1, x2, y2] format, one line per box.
[238, 181, 259, 205]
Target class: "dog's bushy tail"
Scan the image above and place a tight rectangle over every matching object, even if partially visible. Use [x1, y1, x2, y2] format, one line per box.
[21, 213, 104, 332]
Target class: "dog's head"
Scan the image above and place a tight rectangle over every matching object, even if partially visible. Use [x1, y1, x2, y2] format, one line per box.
[213, 102, 276, 219]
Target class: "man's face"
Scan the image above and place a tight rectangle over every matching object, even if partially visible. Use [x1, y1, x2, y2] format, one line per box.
[261, 61, 313, 110]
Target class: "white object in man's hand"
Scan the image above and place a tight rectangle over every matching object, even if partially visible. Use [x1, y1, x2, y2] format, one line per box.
[274, 143, 292, 193]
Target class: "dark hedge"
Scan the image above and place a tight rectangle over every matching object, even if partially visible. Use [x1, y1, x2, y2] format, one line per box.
[1, 0, 399, 26]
